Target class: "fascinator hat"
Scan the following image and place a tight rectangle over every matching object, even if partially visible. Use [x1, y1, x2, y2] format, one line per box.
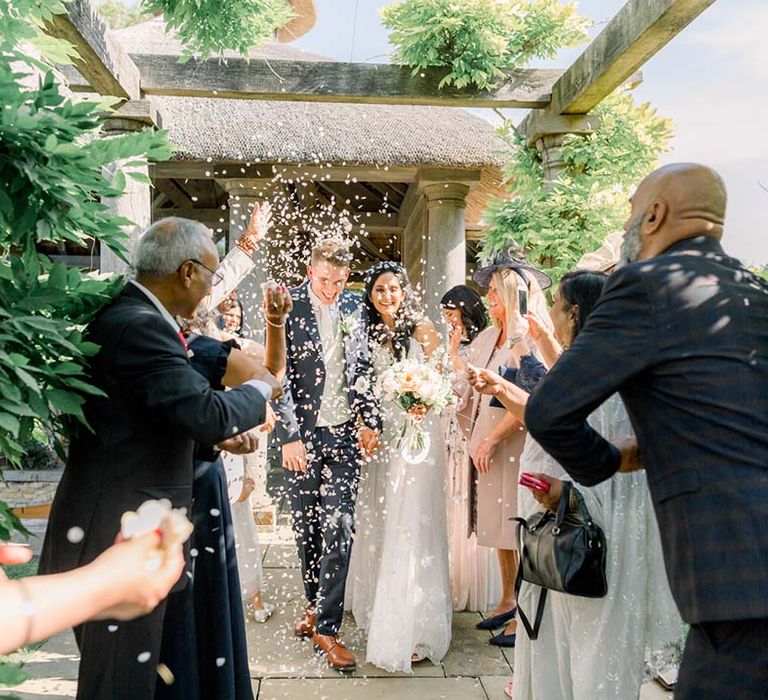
[472, 247, 552, 290]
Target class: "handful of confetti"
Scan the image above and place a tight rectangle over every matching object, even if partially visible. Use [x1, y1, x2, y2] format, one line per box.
[120, 499, 193, 552]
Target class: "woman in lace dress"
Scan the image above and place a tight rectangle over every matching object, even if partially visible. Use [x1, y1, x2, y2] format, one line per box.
[470, 270, 681, 700]
[440, 285, 502, 612]
[346, 261, 452, 673]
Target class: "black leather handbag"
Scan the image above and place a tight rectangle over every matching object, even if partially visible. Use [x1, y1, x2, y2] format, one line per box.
[514, 481, 607, 640]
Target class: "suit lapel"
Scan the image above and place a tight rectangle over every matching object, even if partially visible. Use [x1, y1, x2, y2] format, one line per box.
[295, 282, 323, 355]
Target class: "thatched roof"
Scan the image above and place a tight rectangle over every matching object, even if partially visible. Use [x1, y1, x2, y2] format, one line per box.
[111, 19, 508, 169]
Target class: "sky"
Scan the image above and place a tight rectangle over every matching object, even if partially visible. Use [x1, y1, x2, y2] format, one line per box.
[292, 0, 768, 266]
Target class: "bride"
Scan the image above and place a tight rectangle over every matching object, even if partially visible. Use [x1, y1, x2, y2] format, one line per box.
[346, 261, 452, 672]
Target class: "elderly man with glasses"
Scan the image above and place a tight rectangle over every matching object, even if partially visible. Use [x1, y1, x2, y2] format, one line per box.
[40, 216, 281, 700]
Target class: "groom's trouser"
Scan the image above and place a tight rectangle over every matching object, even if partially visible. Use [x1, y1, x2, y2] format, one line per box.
[287, 421, 360, 636]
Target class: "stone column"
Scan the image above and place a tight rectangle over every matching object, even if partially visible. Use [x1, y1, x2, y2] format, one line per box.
[100, 115, 152, 274]
[521, 112, 601, 190]
[535, 134, 567, 189]
[422, 183, 469, 323]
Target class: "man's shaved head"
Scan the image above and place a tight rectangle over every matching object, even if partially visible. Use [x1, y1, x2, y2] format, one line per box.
[622, 163, 728, 263]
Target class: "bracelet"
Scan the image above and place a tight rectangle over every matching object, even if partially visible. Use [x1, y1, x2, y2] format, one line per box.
[16, 579, 36, 647]
[265, 318, 285, 329]
[236, 240, 256, 257]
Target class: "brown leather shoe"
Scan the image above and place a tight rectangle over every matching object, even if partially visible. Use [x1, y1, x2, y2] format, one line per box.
[293, 608, 316, 638]
[312, 632, 357, 671]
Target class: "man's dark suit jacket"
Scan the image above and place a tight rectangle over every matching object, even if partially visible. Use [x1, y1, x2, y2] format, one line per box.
[39, 283, 267, 698]
[526, 236, 768, 625]
[273, 281, 380, 444]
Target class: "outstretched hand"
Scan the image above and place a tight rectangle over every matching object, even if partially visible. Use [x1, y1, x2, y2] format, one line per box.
[92, 531, 185, 621]
[467, 364, 504, 397]
[264, 284, 292, 323]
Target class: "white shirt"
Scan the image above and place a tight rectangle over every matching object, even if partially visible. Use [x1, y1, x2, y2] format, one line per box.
[308, 283, 352, 427]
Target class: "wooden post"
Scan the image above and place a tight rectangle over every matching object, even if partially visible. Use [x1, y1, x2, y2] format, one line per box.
[423, 183, 469, 323]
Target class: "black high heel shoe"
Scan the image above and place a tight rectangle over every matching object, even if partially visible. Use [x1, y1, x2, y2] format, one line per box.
[475, 606, 517, 631]
[489, 630, 517, 647]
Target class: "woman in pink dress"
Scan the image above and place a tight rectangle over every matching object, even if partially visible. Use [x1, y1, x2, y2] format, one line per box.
[455, 251, 552, 646]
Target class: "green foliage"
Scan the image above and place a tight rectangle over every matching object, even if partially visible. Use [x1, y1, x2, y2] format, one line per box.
[482, 90, 674, 281]
[0, 501, 30, 542]
[96, 0, 144, 29]
[382, 0, 590, 89]
[0, 660, 28, 687]
[141, 0, 295, 60]
[0, 0, 172, 469]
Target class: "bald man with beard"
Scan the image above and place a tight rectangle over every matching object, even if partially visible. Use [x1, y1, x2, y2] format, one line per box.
[525, 164, 768, 699]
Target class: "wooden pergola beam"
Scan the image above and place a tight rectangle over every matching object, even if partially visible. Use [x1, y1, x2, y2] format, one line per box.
[551, 0, 716, 115]
[44, 0, 141, 101]
[131, 54, 564, 109]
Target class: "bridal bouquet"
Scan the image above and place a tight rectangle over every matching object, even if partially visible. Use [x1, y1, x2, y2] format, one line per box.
[377, 357, 455, 464]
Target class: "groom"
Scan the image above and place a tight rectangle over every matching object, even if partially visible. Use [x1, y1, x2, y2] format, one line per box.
[274, 240, 380, 671]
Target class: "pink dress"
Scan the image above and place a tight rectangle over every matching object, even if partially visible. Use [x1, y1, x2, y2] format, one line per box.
[457, 326, 528, 550]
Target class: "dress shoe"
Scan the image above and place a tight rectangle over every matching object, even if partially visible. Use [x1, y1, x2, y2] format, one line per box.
[293, 608, 316, 638]
[312, 632, 357, 671]
[489, 631, 517, 647]
[476, 606, 517, 631]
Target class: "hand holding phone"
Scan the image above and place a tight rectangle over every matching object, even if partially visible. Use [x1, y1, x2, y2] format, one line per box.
[519, 472, 551, 493]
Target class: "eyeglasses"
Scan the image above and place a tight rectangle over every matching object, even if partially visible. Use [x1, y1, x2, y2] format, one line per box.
[185, 259, 224, 286]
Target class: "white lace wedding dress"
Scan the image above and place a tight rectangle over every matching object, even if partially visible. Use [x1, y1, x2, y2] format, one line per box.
[346, 340, 452, 672]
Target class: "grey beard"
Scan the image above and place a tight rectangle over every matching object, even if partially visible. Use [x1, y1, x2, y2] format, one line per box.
[618, 219, 642, 267]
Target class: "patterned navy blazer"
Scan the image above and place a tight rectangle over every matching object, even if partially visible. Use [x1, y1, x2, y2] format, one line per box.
[526, 236, 768, 625]
[273, 281, 380, 445]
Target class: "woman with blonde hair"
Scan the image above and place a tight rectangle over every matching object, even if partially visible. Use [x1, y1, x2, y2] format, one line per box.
[454, 249, 552, 646]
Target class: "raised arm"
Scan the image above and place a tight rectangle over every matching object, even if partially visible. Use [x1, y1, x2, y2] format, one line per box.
[199, 201, 273, 313]
[261, 284, 292, 381]
[0, 534, 183, 655]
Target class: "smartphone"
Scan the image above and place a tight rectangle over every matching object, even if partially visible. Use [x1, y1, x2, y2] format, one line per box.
[518, 286, 528, 316]
[519, 472, 550, 493]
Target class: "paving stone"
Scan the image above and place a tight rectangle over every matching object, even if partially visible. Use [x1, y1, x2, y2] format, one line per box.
[6, 677, 77, 699]
[259, 676, 487, 700]
[262, 544, 300, 569]
[479, 675, 512, 699]
[248, 570, 443, 679]
[640, 680, 674, 699]
[441, 612, 511, 677]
